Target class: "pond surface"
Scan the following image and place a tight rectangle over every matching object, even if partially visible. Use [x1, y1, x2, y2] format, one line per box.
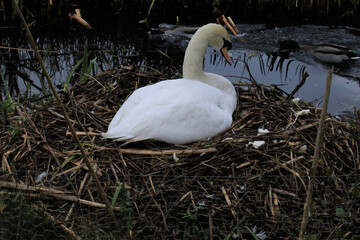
[235, 25, 360, 116]
[156, 24, 360, 116]
[1, 24, 359, 116]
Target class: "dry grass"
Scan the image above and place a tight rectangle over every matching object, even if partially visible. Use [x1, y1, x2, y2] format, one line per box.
[1, 65, 360, 239]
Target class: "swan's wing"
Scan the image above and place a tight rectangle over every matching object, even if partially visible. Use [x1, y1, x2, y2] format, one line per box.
[107, 83, 160, 130]
[138, 95, 232, 144]
[103, 79, 234, 144]
[103, 82, 169, 141]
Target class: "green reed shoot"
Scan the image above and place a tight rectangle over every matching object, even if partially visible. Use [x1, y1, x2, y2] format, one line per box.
[0, 70, 17, 113]
[33, 44, 52, 96]
[63, 39, 97, 91]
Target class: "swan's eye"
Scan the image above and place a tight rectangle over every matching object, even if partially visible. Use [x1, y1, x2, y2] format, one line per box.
[222, 38, 232, 50]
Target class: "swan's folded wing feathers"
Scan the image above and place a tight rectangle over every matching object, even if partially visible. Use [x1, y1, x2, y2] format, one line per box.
[105, 80, 231, 144]
[103, 82, 175, 141]
[107, 85, 158, 130]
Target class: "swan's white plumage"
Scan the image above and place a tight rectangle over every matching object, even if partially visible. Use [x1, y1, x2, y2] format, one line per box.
[101, 24, 237, 144]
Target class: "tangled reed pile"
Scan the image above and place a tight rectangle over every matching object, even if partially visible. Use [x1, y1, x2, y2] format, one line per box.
[1, 65, 360, 239]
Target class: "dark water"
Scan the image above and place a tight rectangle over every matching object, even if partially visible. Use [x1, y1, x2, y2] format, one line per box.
[232, 25, 360, 115]
[155, 24, 360, 115]
[1, 24, 359, 116]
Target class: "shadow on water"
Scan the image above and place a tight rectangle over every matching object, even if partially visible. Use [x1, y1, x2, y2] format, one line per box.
[1, 24, 360, 116]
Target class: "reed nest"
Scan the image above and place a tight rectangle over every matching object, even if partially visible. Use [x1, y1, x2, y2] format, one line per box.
[1, 65, 360, 239]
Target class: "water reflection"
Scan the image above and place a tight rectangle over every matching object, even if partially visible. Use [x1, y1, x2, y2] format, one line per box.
[1, 27, 359, 116]
[0, 32, 180, 100]
[204, 48, 360, 115]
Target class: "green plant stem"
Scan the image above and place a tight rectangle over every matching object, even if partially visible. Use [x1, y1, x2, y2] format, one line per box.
[0, 71, 13, 104]
[63, 58, 83, 91]
[12, 0, 122, 232]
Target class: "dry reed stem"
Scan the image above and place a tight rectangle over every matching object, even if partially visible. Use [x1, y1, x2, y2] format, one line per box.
[1, 64, 359, 238]
[221, 186, 237, 218]
[299, 67, 333, 239]
[12, 0, 121, 231]
[0, 180, 121, 210]
[31, 203, 81, 240]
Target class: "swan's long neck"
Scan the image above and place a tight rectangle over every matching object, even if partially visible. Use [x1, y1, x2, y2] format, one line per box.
[182, 33, 208, 80]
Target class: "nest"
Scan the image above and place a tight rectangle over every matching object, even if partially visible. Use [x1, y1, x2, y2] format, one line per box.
[1, 65, 360, 239]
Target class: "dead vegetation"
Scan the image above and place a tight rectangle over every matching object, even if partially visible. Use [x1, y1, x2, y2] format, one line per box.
[1, 65, 360, 239]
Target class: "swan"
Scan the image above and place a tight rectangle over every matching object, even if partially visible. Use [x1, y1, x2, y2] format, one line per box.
[279, 39, 358, 64]
[101, 24, 237, 145]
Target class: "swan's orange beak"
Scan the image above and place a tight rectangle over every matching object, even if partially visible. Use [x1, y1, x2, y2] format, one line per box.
[221, 47, 232, 65]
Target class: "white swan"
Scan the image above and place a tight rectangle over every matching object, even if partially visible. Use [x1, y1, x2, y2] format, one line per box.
[101, 24, 237, 144]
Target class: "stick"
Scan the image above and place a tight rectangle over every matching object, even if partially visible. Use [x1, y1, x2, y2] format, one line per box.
[227, 16, 239, 34]
[0, 180, 66, 194]
[145, 181, 169, 231]
[0, 45, 58, 53]
[287, 72, 309, 100]
[12, 1, 122, 231]
[209, 209, 214, 240]
[0, 26, 17, 29]
[32, 204, 81, 240]
[94, 147, 217, 155]
[65, 173, 89, 221]
[267, 156, 305, 173]
[298, 67, 333, 239]
[221, 186, 236, 218]
[119, 147, 217, 155]
[0, 0, 6, 22]
[220, 15, 238, 36]
[66, 131, 100, 136]
[2, 152, 16, 182]
[45, 192, 121, 210]
[0, 180, 121, 211]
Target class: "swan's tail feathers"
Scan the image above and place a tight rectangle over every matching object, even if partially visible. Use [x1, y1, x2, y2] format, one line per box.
[101, 131, 151, 144]
[100, 132, 134, 142]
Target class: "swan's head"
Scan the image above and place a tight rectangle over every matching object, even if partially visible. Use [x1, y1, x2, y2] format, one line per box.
[196, 24, 233, 65]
